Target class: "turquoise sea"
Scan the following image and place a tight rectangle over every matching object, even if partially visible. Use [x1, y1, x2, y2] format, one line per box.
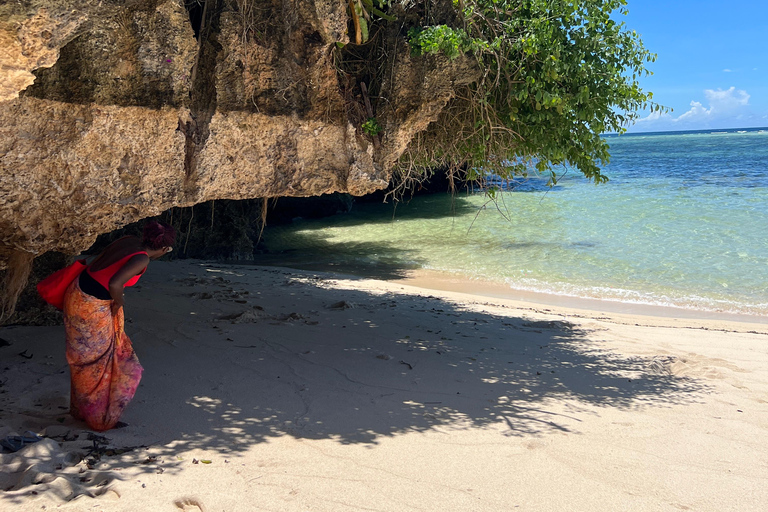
[257, 128, 768, 317]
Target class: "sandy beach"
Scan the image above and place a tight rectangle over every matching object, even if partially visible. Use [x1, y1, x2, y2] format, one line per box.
[1, 260, 767, 511]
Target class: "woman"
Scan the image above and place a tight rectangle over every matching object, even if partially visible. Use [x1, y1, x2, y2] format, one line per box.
[63, 221, 176, 431]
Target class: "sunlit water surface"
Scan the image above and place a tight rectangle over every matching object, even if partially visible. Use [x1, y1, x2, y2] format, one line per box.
[258, 129, 768, 316]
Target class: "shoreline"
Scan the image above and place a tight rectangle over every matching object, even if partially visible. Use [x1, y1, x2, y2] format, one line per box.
[243, 259, 768, 332]
[392, 267, 768, 330]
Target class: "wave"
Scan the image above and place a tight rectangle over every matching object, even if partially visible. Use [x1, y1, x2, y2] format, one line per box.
[497, 277, 768, 316]
[422, 265, 768, 316]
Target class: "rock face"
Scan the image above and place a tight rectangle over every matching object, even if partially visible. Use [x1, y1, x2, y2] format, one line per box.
[0, 0, 478, 270]
[0, 3, 87, 103]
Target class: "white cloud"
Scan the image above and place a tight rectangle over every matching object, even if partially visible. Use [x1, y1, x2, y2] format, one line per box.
[631, 87, 751, 131]
[676, 100, 712, 121]
[723, 68, 732, 73]
[633, 110, 673, 126]
[635, 111, 669, 123]
[704, 87, 749, 108]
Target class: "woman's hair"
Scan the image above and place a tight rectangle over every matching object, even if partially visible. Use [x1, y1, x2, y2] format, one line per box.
[142, 220, 176, 250]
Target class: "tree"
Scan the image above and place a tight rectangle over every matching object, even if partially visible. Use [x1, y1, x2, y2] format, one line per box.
[401, 0, 664, 185]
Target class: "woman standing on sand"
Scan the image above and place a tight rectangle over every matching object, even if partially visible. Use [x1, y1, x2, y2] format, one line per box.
[63, 221, 175, 431]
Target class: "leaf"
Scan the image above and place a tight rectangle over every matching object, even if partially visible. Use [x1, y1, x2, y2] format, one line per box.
[359, 17, 369, 43]
[200, 459, 212, 464]
[371, 7, 396, 21]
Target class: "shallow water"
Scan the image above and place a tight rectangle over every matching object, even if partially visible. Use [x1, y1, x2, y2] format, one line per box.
[258, 128, 768, 316]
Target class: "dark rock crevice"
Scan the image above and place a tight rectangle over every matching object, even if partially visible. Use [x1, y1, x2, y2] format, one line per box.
[183, 0, 224, 180]
[186, 0, 205, 39]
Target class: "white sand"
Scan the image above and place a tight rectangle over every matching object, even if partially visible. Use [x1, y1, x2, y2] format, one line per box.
[1, 260, 767, 511]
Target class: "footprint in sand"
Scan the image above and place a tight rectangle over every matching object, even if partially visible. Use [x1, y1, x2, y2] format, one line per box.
[174, 497, 206, 511]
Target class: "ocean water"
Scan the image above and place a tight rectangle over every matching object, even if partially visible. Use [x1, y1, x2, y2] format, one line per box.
[257, 128, 768, 316]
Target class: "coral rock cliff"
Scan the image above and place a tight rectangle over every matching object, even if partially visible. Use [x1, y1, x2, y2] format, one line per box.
[0, 0, 477, 270]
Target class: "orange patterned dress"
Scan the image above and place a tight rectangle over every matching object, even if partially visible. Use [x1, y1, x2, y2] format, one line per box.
[63, 279, 143, 431]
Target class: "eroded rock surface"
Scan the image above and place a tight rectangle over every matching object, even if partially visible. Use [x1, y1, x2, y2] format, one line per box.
[0, 0, 477, 269]
[0, 2, 88, 103]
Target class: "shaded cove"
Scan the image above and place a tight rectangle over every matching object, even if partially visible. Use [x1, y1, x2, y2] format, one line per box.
[255, 130, 768, 317]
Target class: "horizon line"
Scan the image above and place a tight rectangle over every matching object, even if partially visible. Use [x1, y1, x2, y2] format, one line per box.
[604, 126, 768, 137]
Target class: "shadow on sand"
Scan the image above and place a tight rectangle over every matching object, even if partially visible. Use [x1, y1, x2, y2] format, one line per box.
[0, 263, 705, 504]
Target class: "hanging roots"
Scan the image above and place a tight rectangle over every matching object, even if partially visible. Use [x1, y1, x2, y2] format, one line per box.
[0, 250, 35, 324]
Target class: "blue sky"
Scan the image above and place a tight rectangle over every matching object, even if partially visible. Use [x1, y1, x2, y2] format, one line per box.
[620, 0, 768, 132]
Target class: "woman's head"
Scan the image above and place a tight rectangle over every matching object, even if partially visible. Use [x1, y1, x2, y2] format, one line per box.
[142, 221, 176, 250]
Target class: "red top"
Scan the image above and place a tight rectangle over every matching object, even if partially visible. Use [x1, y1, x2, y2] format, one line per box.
[86, 251, 148, 289]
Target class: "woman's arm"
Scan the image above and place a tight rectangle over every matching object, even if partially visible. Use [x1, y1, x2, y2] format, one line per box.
[108, 254, 150, 314]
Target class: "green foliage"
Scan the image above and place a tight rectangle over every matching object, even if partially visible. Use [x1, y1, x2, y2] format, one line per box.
[408, 26, 489, 59]
[403, 0, 667, 183]
[362, 117, 383, 136]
